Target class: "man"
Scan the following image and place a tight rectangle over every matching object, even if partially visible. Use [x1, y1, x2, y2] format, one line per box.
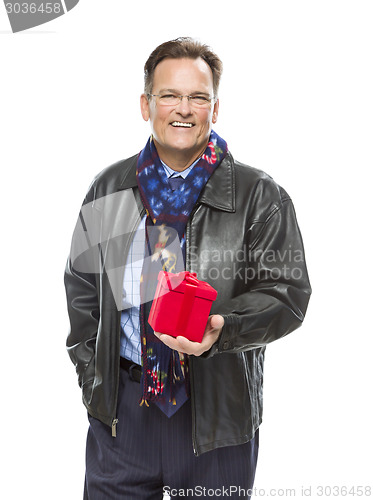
[65, 37, 311, 499]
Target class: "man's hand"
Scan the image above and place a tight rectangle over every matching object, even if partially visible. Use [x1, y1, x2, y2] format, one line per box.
[154, 314, 224, 356]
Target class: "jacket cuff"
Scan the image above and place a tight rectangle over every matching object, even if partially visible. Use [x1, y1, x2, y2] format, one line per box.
[200, 314, 237, 359]
[217, 314, 238, 352]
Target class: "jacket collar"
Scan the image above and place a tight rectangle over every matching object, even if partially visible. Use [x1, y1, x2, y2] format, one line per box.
[118, 155, 138, 189]
[117, 151, 235, 213]
[198, 153, 235, 212]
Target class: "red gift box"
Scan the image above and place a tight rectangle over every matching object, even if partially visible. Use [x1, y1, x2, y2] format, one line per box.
[148, 271, 218, 343]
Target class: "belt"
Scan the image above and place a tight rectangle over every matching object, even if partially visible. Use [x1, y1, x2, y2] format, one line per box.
[120, 357, 142, 383]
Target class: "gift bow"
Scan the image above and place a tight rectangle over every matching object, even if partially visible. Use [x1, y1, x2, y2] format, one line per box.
[163, 271, 198, 289]
[184, 272, 199, 286]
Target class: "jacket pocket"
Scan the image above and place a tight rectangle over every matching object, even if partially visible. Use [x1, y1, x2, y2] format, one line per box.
[81, 355, 96, 406]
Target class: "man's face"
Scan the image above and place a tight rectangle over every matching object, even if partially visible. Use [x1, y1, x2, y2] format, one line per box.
[140, 57, 219, 166]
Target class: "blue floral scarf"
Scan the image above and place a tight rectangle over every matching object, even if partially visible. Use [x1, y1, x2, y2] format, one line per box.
[136, 130, 228, 411]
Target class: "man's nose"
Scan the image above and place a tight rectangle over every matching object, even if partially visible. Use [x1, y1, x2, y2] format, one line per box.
[175, 96, 193, 114]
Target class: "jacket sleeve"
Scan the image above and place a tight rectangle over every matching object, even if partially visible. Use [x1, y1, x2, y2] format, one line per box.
[64, 187, 100, 388]
[211, 197, 311, 355]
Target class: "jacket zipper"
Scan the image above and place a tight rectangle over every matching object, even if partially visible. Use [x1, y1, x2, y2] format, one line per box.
[241, 352, 250, 389]
[111, 418, 119, 437]
[110, 203, 146, 438]
[241, 351, 255, 412]
[186, 205, 200, 456]
[189, 356, 198, 456]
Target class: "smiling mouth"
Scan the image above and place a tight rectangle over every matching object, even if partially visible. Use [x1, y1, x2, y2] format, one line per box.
[171, 121, 194, 128]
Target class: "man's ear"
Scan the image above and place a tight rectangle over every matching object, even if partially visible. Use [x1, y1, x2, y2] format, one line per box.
[212, 98, 219, 124]
[140, 93, 150, 121]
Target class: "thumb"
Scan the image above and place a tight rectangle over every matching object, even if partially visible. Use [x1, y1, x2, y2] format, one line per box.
[210, 314, 224, 330]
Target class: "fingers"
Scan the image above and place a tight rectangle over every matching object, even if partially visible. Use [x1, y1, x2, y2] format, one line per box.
[154, 332, 204, 356]
[153, 316, 224, 356]
[154, 332, 181, 350]
[208, 314, 225, 330]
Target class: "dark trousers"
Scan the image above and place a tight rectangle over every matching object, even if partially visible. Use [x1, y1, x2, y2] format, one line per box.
[84, 367, 259, 499]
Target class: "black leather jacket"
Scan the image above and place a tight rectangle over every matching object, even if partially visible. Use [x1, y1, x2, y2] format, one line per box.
[65, 152, 311, 456]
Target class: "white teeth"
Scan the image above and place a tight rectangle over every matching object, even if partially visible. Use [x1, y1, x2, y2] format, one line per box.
[171, 121, 193, 128]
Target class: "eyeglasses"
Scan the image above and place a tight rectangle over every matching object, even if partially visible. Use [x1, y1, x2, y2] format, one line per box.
[147, 93, 216, 108]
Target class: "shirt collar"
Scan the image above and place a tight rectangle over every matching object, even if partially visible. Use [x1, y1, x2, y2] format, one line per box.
[160, 159, 198, 179]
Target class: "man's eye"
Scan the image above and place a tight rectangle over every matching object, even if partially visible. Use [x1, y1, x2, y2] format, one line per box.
[160, 94, 177, 100]
[191, 96, 209, 104]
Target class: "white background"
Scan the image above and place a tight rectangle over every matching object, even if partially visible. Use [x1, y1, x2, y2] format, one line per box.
[1, 1, 372, 498]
